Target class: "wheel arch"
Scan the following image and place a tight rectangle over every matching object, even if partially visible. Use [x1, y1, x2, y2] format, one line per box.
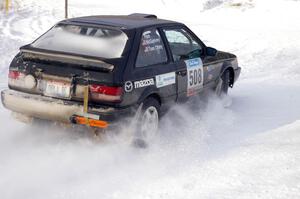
[142, 93, 162, 106]
[138, 89, 162, 106]
[220, 65, 235, 88]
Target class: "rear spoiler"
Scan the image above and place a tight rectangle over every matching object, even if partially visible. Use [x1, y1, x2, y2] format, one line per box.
[20, 48, 114, 72]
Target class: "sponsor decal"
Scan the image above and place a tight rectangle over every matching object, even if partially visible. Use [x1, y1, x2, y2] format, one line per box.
[141, 30, 164, 53]
[156, 72, 176, 88]
[187, 58, 200, 67]
[124, 81, 133, 92]
[144, 45, 163, 53]
[134, 78, 154, 89]
[185, 58, 204, 96]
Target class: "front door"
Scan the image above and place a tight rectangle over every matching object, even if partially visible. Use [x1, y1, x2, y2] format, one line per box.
[162, 27, 205, 101]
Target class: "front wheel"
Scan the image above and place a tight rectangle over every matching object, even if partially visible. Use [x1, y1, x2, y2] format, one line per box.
[216, 69, 230, 96]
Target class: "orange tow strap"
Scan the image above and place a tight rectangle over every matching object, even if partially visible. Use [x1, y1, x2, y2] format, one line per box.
[83, 85, 89, 126]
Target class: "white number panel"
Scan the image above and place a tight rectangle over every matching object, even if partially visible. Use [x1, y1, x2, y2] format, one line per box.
[185, 58, 204, 96]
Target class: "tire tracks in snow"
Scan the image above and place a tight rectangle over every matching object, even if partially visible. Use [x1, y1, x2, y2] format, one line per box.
[0, 1, 59, 79]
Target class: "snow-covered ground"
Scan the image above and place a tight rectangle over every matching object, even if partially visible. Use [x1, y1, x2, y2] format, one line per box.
[1, 0, 300, 198]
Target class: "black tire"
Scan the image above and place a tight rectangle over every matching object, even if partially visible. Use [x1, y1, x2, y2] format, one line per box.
[133, 97, 160, 148]
[220, 69, 231, 95]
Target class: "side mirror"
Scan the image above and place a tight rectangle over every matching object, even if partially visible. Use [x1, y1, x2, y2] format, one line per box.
[206, 47, 217, 56]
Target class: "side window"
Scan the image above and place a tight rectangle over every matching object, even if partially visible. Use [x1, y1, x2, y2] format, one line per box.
[136, 28, 168, 67]
[164, 29, 202, 61]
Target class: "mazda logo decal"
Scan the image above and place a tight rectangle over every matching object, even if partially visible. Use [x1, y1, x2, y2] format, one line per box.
[124, 81, 133, 92]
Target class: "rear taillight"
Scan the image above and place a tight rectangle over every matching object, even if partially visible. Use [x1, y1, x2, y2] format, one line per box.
[8, 70, 26, 87]
[89, 84, 123, 102]
[8, 70, 36, 90]
[8, 71, 22, 79]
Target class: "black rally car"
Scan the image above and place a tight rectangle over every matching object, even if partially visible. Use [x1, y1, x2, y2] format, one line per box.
[1, 13, 241, 135]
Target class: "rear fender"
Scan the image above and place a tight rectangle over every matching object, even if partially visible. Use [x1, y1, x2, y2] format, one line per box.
[137, 86, 162, 105]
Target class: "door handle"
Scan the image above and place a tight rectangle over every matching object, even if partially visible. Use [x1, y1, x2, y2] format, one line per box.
[177, 71, 187, 76]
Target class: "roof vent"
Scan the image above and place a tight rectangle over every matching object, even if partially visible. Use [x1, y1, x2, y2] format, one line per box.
[128, 13, 157, 19]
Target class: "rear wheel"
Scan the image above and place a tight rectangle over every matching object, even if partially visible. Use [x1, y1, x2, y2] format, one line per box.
[133, 97, 160, 147]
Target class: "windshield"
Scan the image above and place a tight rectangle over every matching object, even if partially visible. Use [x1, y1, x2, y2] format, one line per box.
[31, 24, 128, 59]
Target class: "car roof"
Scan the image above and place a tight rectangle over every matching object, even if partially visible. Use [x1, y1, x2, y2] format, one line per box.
[62, 13, 181, 30]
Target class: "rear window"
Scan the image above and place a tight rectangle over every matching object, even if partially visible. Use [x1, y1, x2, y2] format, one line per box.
[31, 24, 128, 59]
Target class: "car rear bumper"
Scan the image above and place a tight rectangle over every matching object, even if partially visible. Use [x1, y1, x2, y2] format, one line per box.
[1, 89, 132, 128]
